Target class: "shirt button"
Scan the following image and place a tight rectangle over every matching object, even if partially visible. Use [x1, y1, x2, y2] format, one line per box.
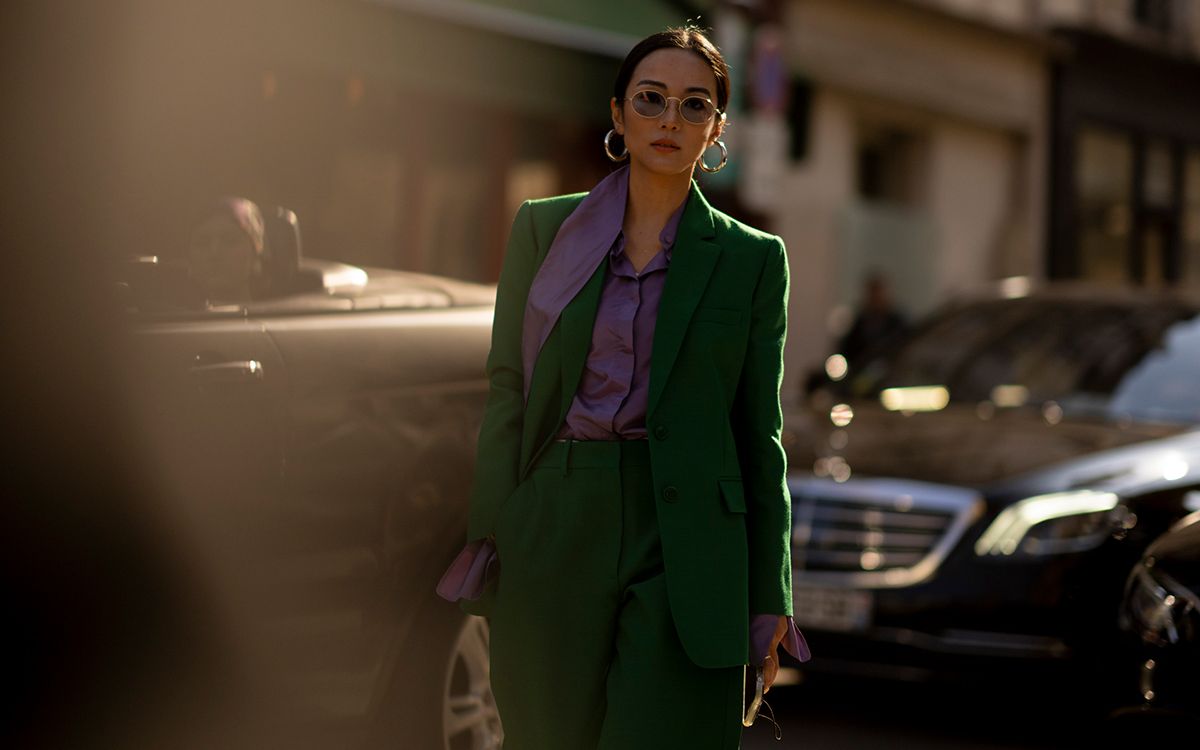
[662, 486, 679, 503]
[654, 425, 670, 441]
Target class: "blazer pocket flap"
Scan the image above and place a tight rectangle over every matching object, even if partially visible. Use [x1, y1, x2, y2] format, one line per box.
[694, 306, 743, 325]
[719, 479, 747, 514]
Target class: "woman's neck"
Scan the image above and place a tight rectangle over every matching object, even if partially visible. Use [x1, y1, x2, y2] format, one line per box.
[624, 164, 692, 228]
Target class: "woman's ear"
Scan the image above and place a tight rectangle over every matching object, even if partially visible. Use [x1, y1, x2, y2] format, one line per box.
[709, 112, 727, 146]
[610, 96, 624, 135]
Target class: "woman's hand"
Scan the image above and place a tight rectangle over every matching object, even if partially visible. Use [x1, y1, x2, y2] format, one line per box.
[763, 615, 788, 693]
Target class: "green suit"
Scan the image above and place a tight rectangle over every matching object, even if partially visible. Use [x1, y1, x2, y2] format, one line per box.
[466, 179, 794, 671]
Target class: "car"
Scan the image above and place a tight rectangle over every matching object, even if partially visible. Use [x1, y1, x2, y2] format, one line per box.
[782, 282, 1200, 699]
[1109, 510, 1200, 731]
[118, 209, 502, 749]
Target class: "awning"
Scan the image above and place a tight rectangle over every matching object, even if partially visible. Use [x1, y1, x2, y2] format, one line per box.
[375, 0, 704, 57]
[226, 0, 710, 121]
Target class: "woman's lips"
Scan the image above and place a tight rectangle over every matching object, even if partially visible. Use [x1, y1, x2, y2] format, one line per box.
[651, 140, 679, 152]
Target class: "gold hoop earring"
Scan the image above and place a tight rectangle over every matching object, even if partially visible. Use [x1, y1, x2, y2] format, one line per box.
[698, 140, 728, 173]
[604, 129, 628, 162]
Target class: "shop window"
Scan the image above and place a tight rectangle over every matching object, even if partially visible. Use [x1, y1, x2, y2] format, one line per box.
[1132, 0, 1172, 34]
[1141, 139, 1175, 286]
[1143, 139, 1175, 210]
[1184, 149, 1200, 288]
[1075, 126, 1133, 284]
[423, 162, 489, 282]
[317, 148, 401, 269]
[855, 124, 927, 208]
[788, 77, 813, 162]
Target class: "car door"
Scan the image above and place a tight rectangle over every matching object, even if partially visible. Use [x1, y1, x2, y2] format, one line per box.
[123, 282, 292, 668]
[252, 284, 493, 725]
[131, 314, 288, 482]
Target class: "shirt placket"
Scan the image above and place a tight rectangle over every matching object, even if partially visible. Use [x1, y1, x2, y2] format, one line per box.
[606, 244, 641, 434]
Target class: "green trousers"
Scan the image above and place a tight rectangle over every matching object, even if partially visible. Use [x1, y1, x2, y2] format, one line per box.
[489, 439, 743, 750]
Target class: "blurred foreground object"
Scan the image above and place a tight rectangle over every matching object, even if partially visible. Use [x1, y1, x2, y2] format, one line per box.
[2, 2, 251, 747]
[3, 2, 499, 748]
[119, 201, 499, 747]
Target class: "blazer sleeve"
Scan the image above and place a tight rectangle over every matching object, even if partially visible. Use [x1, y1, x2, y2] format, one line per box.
[466, 201, 538, 541]
[731, 236, 794, 616]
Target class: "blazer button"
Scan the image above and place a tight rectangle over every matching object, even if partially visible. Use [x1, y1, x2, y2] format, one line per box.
[653, 425, 670, 441]
[662, 485, 679, 503]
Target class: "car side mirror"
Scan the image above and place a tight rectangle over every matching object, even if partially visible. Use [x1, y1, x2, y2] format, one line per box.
[262, 207, 301, 293]
[263, 206, 323, 296]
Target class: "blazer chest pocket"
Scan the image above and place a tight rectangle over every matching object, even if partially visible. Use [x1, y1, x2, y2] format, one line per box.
[719, 479, 747, 514]
[694, 306, 742, 326]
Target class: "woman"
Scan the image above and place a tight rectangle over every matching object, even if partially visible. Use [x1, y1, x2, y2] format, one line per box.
[440, 25, 809, 749]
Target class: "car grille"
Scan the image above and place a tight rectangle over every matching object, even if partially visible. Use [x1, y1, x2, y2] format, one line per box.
[789, 477, 985, 588]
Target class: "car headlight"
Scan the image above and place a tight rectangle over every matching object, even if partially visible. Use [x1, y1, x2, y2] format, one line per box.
[974, 490, 1119, 557]
[1121, 563, 1199, 647]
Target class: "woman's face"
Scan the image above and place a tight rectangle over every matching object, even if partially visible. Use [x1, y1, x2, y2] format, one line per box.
[611, 47, 725, 179]
[188, 213, 257, 303]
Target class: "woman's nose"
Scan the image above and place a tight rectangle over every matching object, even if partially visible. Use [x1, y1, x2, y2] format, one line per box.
[659, 102, 682, 128]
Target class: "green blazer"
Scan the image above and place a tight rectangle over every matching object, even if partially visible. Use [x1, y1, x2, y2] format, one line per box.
[466, 179, 793, 669]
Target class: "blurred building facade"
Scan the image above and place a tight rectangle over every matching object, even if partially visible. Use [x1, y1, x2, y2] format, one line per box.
[745, 0, 1200, 401]
[752, 0, 1048, 399]
[123, 0, 692, 282]
[1039, 0, 1200, 292]
[122, 0, 1200, 402]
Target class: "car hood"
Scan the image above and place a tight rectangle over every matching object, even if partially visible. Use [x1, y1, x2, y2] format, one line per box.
[784, 401, 1195, 490]
[240, 260, 497, 315]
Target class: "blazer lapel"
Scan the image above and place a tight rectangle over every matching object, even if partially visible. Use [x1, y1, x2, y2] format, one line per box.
[556, 256, 608, 422]
[518, 256, 606, 476]
[647, 182, 720, 417]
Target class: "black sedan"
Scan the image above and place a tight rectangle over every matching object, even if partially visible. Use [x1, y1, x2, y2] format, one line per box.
[119, 214, 500, 748]
[784, 283, 1200, 699]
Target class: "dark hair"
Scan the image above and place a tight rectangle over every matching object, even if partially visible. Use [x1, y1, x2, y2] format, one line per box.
[613, 25, 731, 113]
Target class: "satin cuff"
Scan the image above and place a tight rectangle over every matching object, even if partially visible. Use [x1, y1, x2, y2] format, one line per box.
[436, 537, 498, 602]
[750, 614, 812, 665]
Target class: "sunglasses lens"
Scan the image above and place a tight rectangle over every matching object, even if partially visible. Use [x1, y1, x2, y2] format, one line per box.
[629, 91, 716, 123]
[681, 97, 715, 124]
[631, 90, 666, 117]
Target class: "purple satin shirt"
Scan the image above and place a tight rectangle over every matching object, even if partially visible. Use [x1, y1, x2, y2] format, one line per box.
[555, 201, 683, 439]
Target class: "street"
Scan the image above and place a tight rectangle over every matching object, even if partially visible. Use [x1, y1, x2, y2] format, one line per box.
[741, 674, 1091, 749]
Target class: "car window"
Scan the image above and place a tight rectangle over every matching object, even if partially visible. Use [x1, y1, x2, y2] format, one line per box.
[846, 298, 1200, 425]
[116, 257, 235, 319]
[1108, 314, 1200, 424]
[848, 300, 1022, 393]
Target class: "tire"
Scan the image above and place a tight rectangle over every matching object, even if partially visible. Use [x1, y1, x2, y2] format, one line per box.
[441, 614, 503, 749]
[369, 602, 502, 750]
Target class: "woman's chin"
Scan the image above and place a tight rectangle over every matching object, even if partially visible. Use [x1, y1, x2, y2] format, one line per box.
[629, 152, 697, 178]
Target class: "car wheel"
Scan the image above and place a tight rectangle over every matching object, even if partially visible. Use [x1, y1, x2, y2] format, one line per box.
[369, 602, 502, 750]
[442, 615, 503, 750]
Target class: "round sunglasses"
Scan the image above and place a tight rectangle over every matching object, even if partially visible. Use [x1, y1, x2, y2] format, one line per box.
[624, 89, 721, 125]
